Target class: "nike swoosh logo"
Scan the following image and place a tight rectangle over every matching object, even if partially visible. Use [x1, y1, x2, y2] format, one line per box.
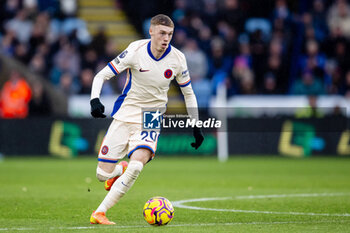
[121, 181, 129, 187]
[139, 68, 150, 72]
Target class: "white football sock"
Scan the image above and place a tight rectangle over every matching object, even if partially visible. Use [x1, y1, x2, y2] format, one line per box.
[95, 160, 143, 213]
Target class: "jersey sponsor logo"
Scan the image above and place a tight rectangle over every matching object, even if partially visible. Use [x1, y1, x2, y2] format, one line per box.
[182, 69, 189, 78]
[101, 145, 109, 155]
[164, 69, 173, 79]
[114, 57, 120, 64]
[139, 68, 150, 72]
[119, 50, 128, 59]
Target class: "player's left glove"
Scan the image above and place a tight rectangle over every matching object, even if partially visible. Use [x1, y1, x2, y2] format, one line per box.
[191, 126, 204, 150]
[90, 98, 106, 118]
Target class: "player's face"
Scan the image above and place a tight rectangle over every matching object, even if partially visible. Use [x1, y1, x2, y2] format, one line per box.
[149, 25, 174, 52]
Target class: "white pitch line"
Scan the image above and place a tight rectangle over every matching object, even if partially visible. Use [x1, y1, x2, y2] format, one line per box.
[172, 193, 350, 217]
[235, 192, 350, 199]
[1, 193, 349, 231]
[1, 220, 350, 231]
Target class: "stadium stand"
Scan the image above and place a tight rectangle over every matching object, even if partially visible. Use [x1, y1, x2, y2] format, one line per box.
[0, 0, 350, 118]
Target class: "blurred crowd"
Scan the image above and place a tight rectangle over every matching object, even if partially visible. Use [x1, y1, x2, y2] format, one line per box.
[0, 0, 117, 97]
[0, 0, 118, 118]
[159, 0, 350, 107]
[1, 0, 350, 117]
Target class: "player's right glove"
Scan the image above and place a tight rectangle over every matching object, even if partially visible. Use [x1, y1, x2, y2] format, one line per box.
[191, 126, 204, 150]
[90, 98, 106, 118]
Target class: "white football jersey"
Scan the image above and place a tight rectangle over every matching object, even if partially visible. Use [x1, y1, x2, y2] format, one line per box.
[107, 39, 191, 123]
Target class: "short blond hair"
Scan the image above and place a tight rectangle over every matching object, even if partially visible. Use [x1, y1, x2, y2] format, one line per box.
[150, 14, 174, 28]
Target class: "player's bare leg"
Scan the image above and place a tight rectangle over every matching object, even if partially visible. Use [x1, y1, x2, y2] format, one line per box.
[96, 161, 125, 182]
[90, 148, 152, 224]
[104, 161, 128, 191]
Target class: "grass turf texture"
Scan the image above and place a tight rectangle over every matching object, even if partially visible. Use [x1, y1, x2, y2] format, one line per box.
[0, 156, 349, 232]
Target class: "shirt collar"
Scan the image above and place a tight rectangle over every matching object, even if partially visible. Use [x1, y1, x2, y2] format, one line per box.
[147, 41, 171, 61]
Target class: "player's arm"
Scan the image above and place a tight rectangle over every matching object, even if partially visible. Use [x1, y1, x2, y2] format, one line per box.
[90, 66, 116, 118]
[177, 68, 204, 149]
[179, 83, 204, 149]
[90, 45, 134, 118]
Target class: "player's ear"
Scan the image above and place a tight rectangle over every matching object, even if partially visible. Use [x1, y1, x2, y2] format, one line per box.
[149, 25, 153, 37]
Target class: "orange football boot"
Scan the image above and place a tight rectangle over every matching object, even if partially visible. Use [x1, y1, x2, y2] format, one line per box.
[90, 211, 115, 225]
[104, 161, 128, 191]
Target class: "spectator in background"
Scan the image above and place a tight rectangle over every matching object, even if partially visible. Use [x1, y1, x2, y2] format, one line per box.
[172, 28, 187, 50]
[207, 36, 232, 79]
[60, 0, 77, 18]
[237, 69, 256, 94]
[219, 0, 245, 34]
[264, 37, 288, 92]
[78, 68, 94, 94]
[181, 38, 208, 82]
[103, 39, 118, 62]
[59, 72, 76, 95]
[270, 0, 293, 56]
[201, 0, 219, 31]
[29, 52, 47, 76]
[325, 59, 342, 94]
[23, 0, 38, 18]
[0, 71, 32, 118]
[13, 42, 29, 64]
[329, 38, 350, 78]
[185, 0, 204, 14]
[259, 72, 280, 94]
[172, 0, 187, 24]
[221, 24, 238, 58]
[311, 0, 328, 42]
[197, 25, 212, 55]
[327, 0, 350, 38]
[0, 29, 18, 56]
[291, 70, 325, 95]
[300, 39, 326, 71]
[250, 29, 268, 87]
[231, 40, 255, 94]
[342, 70, 350, 97]
[299, 39, 327, 88]
[187, 15, 205, 39]
[271, 0, 292, 24]
[61, 17, 91, 45]
[29, 80, 52, 117]
[3, 0, 350, 109]
[52, 41, 80, 80]
[0, 0, 22, 32]
[81, 48, 98, 70]
[181, 38, 211, 107]
[5, 9, 32, 43]
[28, 12, 50, 55]
[90, 27, 108, 59]
[208, 36, 235, 94]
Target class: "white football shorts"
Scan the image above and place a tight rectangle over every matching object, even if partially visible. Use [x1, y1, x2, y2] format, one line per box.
[98, 119, 160, 163]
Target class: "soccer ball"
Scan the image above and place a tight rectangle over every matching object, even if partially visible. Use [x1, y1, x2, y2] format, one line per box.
[143, 196, 174, 226]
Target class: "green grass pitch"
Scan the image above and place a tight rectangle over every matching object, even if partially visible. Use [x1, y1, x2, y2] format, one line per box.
[0, 156, 350, 232]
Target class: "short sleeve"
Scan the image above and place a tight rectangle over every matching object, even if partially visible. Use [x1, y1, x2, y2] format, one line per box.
[175, 54, 191, 88]
[107, 42, 136, 75]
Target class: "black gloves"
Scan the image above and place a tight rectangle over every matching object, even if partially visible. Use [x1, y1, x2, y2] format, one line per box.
[191, 126, 204, 149]
[90, 98, 106, 118]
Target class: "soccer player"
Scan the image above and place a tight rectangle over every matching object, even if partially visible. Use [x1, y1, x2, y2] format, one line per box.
[89, 14, 204, 224]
